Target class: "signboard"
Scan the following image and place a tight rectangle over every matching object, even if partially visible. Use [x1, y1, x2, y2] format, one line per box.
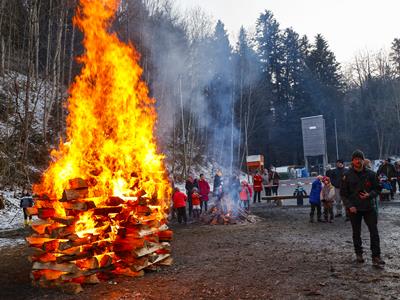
[301, 115, 327, 157]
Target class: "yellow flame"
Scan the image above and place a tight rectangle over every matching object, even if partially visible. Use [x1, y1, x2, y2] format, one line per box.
[33, 0, 171, 213]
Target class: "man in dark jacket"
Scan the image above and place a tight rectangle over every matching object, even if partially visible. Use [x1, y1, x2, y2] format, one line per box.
[185, 176, 198, 218]
[377, 158, 396, 200]
[326, 159, 347, 218]
[341, 150, 385, 267]
[20, 192, 34, 226]
[213, 170, 223, 203]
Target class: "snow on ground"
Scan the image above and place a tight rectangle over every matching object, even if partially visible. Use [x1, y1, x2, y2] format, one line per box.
[0, 190, 25, 230]
[0, 238, 25, 249]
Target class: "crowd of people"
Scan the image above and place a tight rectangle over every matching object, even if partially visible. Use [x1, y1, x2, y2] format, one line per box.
[171, 167, 281, 224]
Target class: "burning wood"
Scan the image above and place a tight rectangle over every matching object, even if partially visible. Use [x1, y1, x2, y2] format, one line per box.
[200, 205, 253, 225]
[27, 187, 172, 294]
[27, 0, 172, 293]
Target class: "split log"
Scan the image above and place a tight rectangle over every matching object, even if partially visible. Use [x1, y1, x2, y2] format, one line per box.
[133, 242, 164, 258]
[31, 270, 66, 281]
[106, 196, 125, 206]
[75, 257, 99, 270]
[116, 254, 148, 266]
[31, 223, 51, 235]
[32, 262, 80, 273]
[157, 256, 173, 266]
[56, 251, 93, 263]
[26, 237, 56, 247]
[58, 235, 98, 251]
[68, 178, 88, 190]
[38, 208, 56, 219]
[157, 230, 173, 241]
[113, 236, 147, 252]
[60, 265, 115, 281]
[42, 240, 60, 252]
[97, 254, 113, 268]
[62, 201, 96, 211]
[47, 225, 75, 238]
[61, 189, 88, 202]
[31, 252, 57, 263]
[93, 206, 123, 216]
[51, 216, 76, 226]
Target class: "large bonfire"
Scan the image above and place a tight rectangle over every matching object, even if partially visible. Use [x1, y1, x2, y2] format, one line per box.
[26, 0, 172, 293]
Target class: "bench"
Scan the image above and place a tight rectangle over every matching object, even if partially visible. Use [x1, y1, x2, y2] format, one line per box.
[262, 195, 309, 201]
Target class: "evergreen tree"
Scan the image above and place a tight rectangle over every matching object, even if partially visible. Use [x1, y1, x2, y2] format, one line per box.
[255, 10, 284, 100]
[390, 38, 400, 77]
[307, 34, 344, 160]
[308, 34, 342, 89]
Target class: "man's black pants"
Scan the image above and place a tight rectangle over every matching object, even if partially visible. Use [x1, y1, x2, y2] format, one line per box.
[200, 200, 208, 213]
[349, 209, 380, 257]
[177, 207, 187, 224]
[310, 204, 321, 219]
[253, 191, 261, 203]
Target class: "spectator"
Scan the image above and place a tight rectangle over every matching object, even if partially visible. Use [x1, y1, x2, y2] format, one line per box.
[341, 150, 384, 267]
[326, 159, 347, 218]
[213, 170, 223, 204]
[262, 168, 271, 197]
[0, 193, 5, 210]
[239, 180, 252, 211]
[321, 176, 335, 223]
[20, 191, 34, 226]
[198, 174, 210, 213]
[309, 176, 323, 223]
[269, 167, 280, 196]
[191, 188, 201, 220]
[377, 158, 396, 200]
[252, 170, 263, 203]
[185, 175, 197, 218]
[293, 182, 307, 206]
[172, 187, 187, 224]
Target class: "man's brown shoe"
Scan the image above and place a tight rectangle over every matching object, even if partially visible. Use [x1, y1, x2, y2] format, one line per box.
[356, 254, 365, 263]
[372, 256, 385, 266]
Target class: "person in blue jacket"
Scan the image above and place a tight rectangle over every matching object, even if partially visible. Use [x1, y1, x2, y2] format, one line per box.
[309, 176, 323, 223]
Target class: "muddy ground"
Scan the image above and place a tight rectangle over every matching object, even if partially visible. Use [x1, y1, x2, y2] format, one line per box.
[1, 203, 400, 300]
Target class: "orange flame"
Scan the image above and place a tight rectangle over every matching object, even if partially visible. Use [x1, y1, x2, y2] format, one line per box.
[33, 0, 171, 210]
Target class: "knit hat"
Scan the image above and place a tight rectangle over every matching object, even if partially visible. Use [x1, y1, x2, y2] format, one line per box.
[351, 149, 365, 160]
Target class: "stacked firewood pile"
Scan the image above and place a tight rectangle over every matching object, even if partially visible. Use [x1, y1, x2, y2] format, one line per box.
[200, 205, 252, 225]
[26, 178, 172, 294]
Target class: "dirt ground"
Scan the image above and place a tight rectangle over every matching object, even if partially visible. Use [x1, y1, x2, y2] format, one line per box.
[1, 203, 400, 300]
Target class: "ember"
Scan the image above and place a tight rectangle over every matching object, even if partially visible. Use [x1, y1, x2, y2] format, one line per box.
[28, 0, 171, 293]
[201, 205, 254, 225]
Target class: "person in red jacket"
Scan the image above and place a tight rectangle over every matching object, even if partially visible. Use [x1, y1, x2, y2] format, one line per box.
[198, 174, 211, 213]
[253, 170, 263, 203]
[191, 187, 201, 219]
[172, 187, 187, 224]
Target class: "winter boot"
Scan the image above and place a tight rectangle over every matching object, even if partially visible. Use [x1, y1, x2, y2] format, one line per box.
[356, 254, 365, 264]
[309, 215, 314, 223]
[372, 256, 385, 267]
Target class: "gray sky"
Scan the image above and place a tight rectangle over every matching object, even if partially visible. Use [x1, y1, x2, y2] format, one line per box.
[175, 0, 400, 64]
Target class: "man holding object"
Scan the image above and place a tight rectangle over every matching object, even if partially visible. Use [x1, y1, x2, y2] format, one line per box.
[341, 150, 385, 267]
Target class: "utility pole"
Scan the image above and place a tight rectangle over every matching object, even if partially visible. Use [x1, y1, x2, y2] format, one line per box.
[334, 118, 339, 160]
